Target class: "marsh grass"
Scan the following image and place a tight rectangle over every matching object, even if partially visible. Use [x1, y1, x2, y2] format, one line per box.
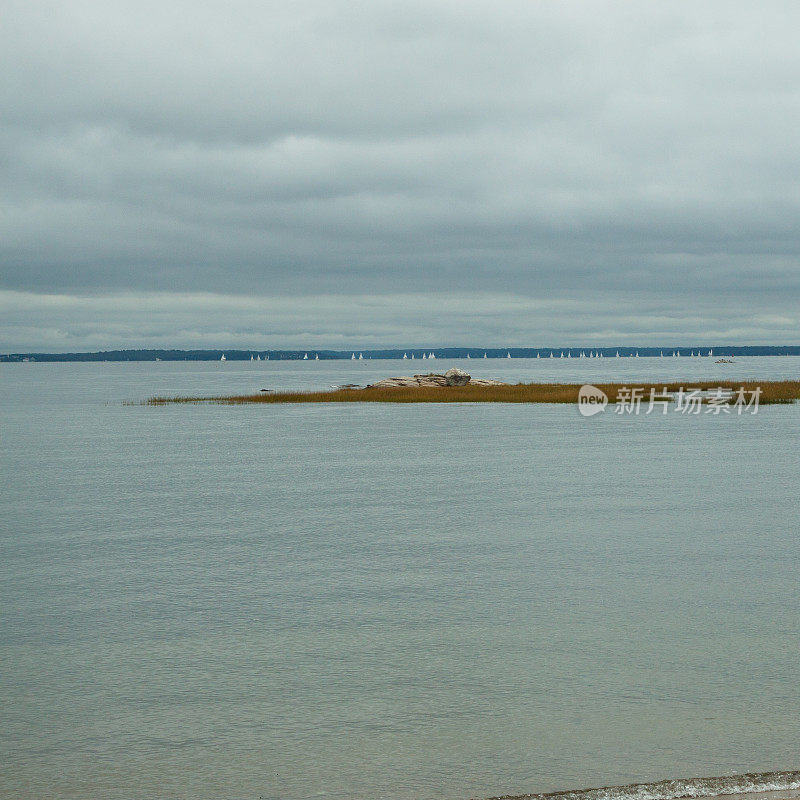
[144, 380, 800, 405]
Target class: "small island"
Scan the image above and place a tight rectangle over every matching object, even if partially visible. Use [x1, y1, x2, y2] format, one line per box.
[145, 369, 800, 406]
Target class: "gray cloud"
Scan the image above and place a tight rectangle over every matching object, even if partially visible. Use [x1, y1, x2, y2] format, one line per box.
[2, 1, 800, 348]
[1, 290, 796, 352]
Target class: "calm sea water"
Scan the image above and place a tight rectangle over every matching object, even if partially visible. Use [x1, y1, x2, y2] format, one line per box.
[2, 358, 799, 800]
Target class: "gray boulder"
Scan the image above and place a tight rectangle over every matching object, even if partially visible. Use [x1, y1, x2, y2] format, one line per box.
[444, 367, 471, 386]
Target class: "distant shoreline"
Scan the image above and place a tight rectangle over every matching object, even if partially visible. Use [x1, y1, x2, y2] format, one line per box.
[5, 346, 800, 362]
[144, 380, 800, 406]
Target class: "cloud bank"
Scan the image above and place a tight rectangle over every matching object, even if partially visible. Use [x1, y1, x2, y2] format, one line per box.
[2, 1, 800, 349]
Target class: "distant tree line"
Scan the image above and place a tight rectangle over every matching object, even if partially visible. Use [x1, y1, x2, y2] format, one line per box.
[2, 346, 800, 362]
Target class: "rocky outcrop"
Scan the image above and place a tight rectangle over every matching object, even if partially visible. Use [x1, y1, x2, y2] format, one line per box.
[466, 378, 508, 387]
[368, 374, 445, 388]
[367, 370, 506, 389]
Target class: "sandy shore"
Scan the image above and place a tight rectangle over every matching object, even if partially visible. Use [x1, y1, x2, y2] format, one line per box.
[484, 774, 800, 800]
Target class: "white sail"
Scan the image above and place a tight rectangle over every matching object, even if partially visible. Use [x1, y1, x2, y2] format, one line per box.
[484, 352, 487, 358]
[507, 351, 511, 358]
[615, 351, 619, 357]
[403, 353, 407, 359]
[466, 353, 470, 359]
[422, 353, 427, 359]
[250, 355, 254, 361]
[709, 349, 713, 356]
[257, 355, 261, 361]
[536, 352, 540, 358]
[429, 352, 435, 359]
[351, 353, 356, 359]
[315, 354, 319, 360]
[359, 353, 363, 360]
[303, 353, 308, 360]
[220, 353, 226, 361]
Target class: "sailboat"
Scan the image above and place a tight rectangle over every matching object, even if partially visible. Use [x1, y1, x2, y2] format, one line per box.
[358, 353, 363, 360]
[483, 353, 487, 358]
[429, 352, 435, 359]
[466, 353, 470, 359]
[315, 354, 319, 360]
[550, 352, 554, 358]
[403, 353, 408, 359]
[635, 351, 639, 357]
[351, 353, 356, 360]
[567, 352, 571, 358]
[411, 353, 415, 360]
[422, 353, 427, 360]
[616, 351, 620, 357]
[536, 353, 540, 358]
[507, 351, 512, 359]
[220, 353, 226, 361]
[257, 355, 261, 361]
[709, 349, 713, 357]
[303, 353, 308, 360]
[250, 355, 254, 361]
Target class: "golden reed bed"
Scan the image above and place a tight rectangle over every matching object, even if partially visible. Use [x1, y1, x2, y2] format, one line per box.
[145, 380, 800, 405]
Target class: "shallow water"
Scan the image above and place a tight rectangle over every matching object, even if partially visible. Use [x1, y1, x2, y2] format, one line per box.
[1, 359, 799, 800]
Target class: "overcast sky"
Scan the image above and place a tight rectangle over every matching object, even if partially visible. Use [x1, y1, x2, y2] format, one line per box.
[2, 0, 800, 351]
